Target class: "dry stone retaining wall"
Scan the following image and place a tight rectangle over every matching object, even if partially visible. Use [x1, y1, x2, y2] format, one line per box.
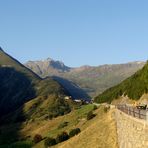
[115, 109, 148, 148]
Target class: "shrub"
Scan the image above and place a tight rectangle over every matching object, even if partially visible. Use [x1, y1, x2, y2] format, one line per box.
[48, 99, 71, 118]
[93, 105, 98, 110]
[33, 134, 42, 143]
[87, 111, 96, 120]
[56, 132, 69, 143]
[58, 122, 68, 129]
[104, 107, 108, 113]
[48, 114, 53, 120]
[69, 128, 81, 138]
[104, 106, 110, 113]
[44, 137, 56, 147]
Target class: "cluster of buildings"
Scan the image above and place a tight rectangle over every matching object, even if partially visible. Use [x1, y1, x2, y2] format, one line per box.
[64, 96, 92, 104]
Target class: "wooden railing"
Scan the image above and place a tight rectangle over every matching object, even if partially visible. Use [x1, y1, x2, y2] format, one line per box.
[117, 105, 148, 121]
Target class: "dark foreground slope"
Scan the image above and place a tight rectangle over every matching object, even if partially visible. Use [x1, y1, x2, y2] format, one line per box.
[0, 48, 39, 117]
[95, 61, 148, 103]
[0, 48, 78, 146]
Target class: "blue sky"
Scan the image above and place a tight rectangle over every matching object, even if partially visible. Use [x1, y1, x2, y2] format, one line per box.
[0, 0, 148, 67]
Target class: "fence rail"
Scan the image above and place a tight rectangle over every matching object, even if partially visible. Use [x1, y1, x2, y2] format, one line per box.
[117, 105, 148, 121]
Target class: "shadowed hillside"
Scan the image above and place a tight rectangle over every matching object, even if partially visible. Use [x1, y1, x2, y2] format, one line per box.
[0, 67, 36, 117]
[52, 76, 91, 101]
[0, 48, 71, 119]
[0, 48, 76, 147]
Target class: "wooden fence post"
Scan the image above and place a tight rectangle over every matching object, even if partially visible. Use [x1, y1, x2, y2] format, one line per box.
[146, 111, 148, 121]
[139, 109, 141, 119]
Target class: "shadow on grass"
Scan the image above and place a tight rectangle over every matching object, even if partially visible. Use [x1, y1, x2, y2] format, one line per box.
[52, 76, 91, 101]
[0, 67, 36, 147]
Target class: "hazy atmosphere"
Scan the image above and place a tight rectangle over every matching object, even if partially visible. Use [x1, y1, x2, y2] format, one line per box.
[0, 0, 148, 67]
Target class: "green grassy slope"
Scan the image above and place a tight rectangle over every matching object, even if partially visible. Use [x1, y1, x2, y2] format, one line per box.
[94, 61, 148, 103]
[33, 105, 118, 148]
[0, 104, 93, 147]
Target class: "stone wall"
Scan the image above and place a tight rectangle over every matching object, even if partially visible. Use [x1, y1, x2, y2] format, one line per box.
[115, 109, 148, 148]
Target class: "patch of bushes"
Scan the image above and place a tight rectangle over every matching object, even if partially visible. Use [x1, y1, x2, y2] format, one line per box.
[104, 106, 110, 113]
[87, 111, 96, 120]
[44, 137, 56, 147]
[58, 121, 68, 129]
[33, 134, 42, 144]
[69, 128, 81, 138]
[56, 132, 69, 143]
[45, 127, 81, 147]
[48, 113, 53, 120]
[93, 105, 98, 110]
[48, 98, 71, 119]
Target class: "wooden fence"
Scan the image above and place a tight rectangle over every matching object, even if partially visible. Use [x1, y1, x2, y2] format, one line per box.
[117, 105, 148, 121]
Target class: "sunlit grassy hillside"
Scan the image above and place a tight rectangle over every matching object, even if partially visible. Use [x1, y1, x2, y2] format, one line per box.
[31, 105, 118, 148]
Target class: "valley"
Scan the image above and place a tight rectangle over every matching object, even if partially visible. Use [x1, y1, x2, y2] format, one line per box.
[0, 48, 147, 148]
[25, 58, 145, 98]
[1, 1, 147, 148]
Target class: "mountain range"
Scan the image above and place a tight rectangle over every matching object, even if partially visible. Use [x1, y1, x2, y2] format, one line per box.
[95, 60, 148, 103]
[25, 58, 145, 98]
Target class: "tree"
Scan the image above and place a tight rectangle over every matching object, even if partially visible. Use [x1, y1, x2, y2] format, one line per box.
[44, 137, 56, 147]
[56, 132, 69, 143]
[69, 128, 81, 138]
[87, 111, 96, 120]
[33, 134, 42, 143]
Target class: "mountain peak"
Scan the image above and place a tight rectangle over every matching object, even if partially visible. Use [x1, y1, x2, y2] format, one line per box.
[46, 57, 53, 61]
[25, 58, 71, 75]
[45, 58, 65, 66]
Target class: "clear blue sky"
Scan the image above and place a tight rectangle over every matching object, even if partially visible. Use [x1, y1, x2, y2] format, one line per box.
[0, 0, 148, 67]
